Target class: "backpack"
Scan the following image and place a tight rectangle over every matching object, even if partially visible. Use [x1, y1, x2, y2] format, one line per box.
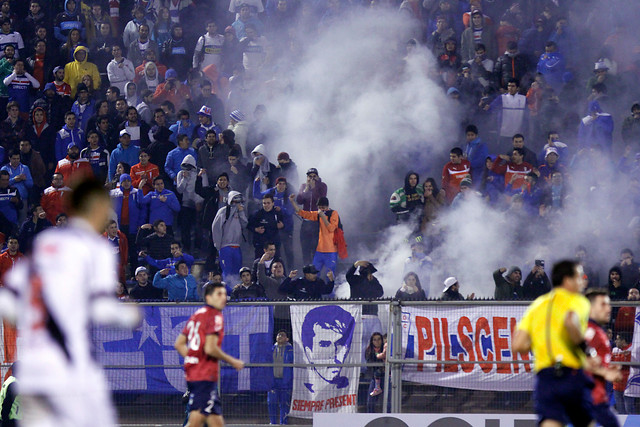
[328, 210, 348, 259]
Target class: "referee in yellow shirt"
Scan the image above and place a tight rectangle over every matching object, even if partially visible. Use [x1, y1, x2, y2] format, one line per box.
[512, 260, 594, 427]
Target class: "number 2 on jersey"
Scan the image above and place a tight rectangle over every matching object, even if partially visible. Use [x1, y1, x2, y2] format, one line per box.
[186, 320, 201, 351]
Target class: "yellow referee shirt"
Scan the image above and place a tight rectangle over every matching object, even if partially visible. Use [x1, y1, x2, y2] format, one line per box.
[517, 287, 591, 372]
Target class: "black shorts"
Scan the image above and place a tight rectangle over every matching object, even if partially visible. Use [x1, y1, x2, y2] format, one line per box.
[592, 403, 620, 427]
[187, 381, 222, 416]
[534, 367, 594, 427]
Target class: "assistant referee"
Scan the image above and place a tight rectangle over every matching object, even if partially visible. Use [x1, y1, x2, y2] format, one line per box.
[512, 260, 594, 427]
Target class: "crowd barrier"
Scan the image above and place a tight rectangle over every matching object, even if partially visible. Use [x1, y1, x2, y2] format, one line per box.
[3, 300, 640, 424]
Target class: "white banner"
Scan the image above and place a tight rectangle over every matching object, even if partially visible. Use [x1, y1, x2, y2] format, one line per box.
[289, 304, 362, 419]
[314, 413, 640, 427]
[401, 305, 535, 391]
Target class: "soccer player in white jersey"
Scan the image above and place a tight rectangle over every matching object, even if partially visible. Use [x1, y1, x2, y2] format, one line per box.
[0, 178, 140, 427]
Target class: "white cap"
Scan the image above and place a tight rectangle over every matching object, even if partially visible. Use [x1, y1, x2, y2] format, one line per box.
[120, 129, 131, 137]
[135, 266, 147, 275]
[442, 276, 458, 292]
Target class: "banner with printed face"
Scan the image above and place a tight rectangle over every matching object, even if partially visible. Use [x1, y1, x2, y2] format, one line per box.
[401, 305, 535, 391]
[289, 304, 362, 419]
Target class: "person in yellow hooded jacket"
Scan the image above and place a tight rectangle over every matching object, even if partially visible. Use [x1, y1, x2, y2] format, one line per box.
[63, 46, 101, 98]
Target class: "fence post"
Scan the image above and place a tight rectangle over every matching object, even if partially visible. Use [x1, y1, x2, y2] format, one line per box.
[390, 300, 402, 413]
[382, 300, 392, 413]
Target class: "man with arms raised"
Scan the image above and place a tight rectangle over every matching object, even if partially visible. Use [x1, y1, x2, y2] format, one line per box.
[174, 282, 245, 427]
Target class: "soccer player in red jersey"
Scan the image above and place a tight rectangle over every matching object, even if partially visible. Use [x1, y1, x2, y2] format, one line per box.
[585, 288, 623, 427]
[174, 282, 245, 427]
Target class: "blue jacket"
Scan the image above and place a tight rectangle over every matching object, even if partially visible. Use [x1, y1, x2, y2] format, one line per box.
[271, 342, 293, 389]
[138, 188, 180, 226]
[152, 271, 197, 301]
[109, 143, 140, 180]
[464, 138, 488, 183]
[536, 51, 566, 92]
[165, 146, 197, 180]
[55, 125, 84, 162]
[145, 252, 194, 274]
[110, 186, 145, 231]
[71, 99, 95, 133]
[253, 180, 294, 232]
[169, 120, 196, 145]
[1, 163, 33, 200]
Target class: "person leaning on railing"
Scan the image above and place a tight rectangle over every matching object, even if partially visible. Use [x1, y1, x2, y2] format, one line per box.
[278, 264, 334, 300]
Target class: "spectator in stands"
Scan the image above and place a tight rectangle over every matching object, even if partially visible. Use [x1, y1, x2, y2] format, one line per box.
[54, 143, 94, 185]
[26, 106, 56, 173]
[268, 329, 293, 424]
[223, 145, 250, 193]
[484, 79, 528, 147]
[128, 23, 158, 69]
[229, 110, 249, 153]
[104, 219, 128, 283]
[110, 173, 142, 268]
[54, 0, 85, 45]
[169, 109, 195, 145]
[64, 46, 101, 98]
[139, 176, 180, 235]
[615, 287, 639, 336]
[441, 276, 474, 301]
[137, 219, 173, 267]
[536, 41, 566, 93]
[493, 42, 529, 90]
[0, 235, 21, 283]
[612, 333, 632, 414]
[212, 190, 247, 284]
[426, 15, 454, 58]
[231, 266, 266, 299]
[518, 16, 547, 65]
[548, 16, 576, 66]
[608, 266, 628, 301]
[347, 260, 383, 316]
[2, 150, 32, 205]
[152, 260, 197, 301]
[0, 170, 21, 229]
[129, 266, 163, 300]
[120, 106, 150, 148]
[441, 147, 471, 204]
[152, 68, 190, 111]
[3, 59, 39, 115]
[578, 100, 614, 152]
[509, 134, 537, 167]
[161, 24, 189, 79]
[248, 192, 283, 259]
[460, 9, 496, 63]
[275, 152, 298, 191]
[130, 150, 158, 195]
[522, 260, 551, 299]
[144, 240, 195, 275]
[54, 111, 84, 162]
[0, 101, 26, 153]
[463, 125, 488, 183]
[622, 103, 640, 146]
[278, 264, 334, 300]
[293, 167, 326, 265]
[70, 84, 95, 133]
[538, 147, 564, 185]
[491, 148, 534, 191]
[17, 204, 50, 254]
[290, 194, 339, 278]
[106, 44, 135, 94]
[79, 131, 109, 183]
[40, 173, 70, 224]
[108, 130, 139, 181]
[176, 154, 203, 252]
[493, 266, 523, 299]
[192, 20, 224, 72]
[192, 106, 221, 148]
[396, 272, 427, 300]
[389, 171, 423, 223]
[251, 241, 276, 285]
[59, 28, 85, 65]
[619, 248, 640, 290]
[165, 133, 196, 183]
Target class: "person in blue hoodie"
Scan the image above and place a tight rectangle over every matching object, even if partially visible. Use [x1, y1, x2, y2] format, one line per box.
[536, 41, 566, 93]
[54, 0, 85, 44]
[54, 111, 84, 162]
[165, 133, 197, 182]
[138, 175, 180, 233]
[463, 124, 488, 185]
[253, 176, 294, 268]
[70, 83, 95, 133]
[268, 330, 293, 425]
[578, 100, 614, 152]
[1, 149, 33, 204]
[168, 109, 196, 145]
[144, 240, 194, 274]
[152, 259, 197, 301]
[481, 155, 505, 205]
[109, 129, 140, 180]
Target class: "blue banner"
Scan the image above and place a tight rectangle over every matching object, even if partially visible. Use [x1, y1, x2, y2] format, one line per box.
[93, 305, 274, 393]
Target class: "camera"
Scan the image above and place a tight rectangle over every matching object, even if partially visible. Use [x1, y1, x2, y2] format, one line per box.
[535, 259, 544, 268]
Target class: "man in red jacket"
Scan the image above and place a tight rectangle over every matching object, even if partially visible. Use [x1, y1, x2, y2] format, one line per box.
[0, 236, 22, 286]
[441, 147, 471, 204]
[615, 287, 639, 335]
[54, 143, 94, 186]
[491, 147, 533, 191]
[40, 173, 71, 224]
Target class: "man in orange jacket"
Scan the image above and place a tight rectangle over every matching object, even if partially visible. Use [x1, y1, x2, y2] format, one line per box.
[289, 194, 339, 278]
[40, 173, 72, 224]
[55, 143, 94, 186]
[130, 149, 159, 195]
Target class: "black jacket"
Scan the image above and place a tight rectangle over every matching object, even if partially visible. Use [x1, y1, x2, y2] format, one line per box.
[346, 265, 383, 315]
[522, 271, 551, 299]
[248, 207, 283, 246]
[230, 282, 266, 300]
[279, 277, 334, 300]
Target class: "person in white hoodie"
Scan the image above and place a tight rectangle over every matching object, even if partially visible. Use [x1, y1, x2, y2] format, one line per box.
[106, 44, 135, 94]
[212, 190, 247, 284]
[250, 143, 277, 195]
[176, 154, 203, 252]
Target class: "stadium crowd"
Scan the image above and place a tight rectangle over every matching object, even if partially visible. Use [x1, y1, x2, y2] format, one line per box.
[0, 0, 636, 420]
